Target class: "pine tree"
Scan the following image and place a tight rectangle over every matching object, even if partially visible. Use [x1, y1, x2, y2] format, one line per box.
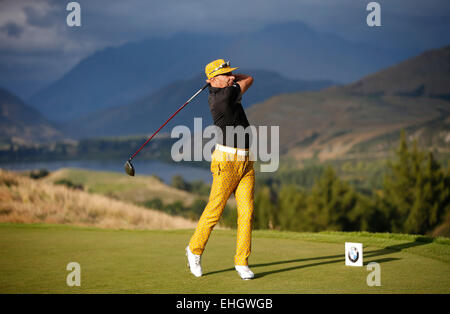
[405, 152, 450, 234]
[381, 130, 417, 232]
[382, 129, 450, 234]
[253, 186, 274, 229]
[305, 165, 358, 231]
[276, 185, 307, 231]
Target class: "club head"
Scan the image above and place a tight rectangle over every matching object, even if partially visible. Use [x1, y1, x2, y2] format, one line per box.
[124, 160, 135, 176]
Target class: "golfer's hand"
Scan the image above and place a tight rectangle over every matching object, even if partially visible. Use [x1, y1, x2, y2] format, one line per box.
[234, 74, 253, 95]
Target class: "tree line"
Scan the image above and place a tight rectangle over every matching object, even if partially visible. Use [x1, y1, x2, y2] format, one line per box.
[222, 130, 450, 237]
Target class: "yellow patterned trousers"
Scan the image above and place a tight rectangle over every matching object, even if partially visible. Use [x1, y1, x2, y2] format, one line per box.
[189, 148, 255, 266]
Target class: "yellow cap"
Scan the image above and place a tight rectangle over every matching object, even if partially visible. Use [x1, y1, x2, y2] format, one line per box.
[205, 59, 239, 79]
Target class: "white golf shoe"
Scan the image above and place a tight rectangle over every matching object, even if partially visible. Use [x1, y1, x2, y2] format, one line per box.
[235, 265, 255, 280]
[186, 246, 202, 277]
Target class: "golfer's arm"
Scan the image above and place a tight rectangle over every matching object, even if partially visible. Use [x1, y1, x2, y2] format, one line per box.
[234, 74, 253, 95]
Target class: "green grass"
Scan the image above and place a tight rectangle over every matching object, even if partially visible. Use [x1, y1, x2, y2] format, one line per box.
[44, 168, 150, 194]
[41, 168, 200, 206]
[0, 223, 449, 294]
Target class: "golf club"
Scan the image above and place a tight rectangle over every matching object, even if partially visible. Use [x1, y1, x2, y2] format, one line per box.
[124, 82, 210, 176]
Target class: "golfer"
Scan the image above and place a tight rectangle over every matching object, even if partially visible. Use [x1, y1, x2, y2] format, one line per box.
[186, 59, 255, 280]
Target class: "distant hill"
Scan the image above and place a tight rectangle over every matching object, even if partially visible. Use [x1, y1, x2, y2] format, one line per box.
[29, 21, 399, 122]
[342, 46, 450, 100]
[62, 69, 333, 138]
[0, 87, 66, 145]
[247, 46, 450, 162]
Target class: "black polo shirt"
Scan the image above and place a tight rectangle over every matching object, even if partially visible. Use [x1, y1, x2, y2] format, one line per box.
[208, 83, 250, 149]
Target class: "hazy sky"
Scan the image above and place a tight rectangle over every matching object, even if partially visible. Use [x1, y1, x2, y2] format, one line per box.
[1, 0, 449, 97]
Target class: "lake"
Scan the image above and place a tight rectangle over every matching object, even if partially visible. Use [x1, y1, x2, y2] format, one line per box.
[0, 159, 212, 184]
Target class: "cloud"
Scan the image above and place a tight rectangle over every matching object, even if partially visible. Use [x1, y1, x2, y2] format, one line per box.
[0, 0, 449, 99]
[0, 22, 24, 38]
[23, 5, 58, 28]
[2, 0, 449, 56]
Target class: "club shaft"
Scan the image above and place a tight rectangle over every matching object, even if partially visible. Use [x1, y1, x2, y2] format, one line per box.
[129, 83, 209, 161]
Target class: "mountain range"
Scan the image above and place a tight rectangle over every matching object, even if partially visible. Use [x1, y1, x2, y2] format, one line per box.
[341, 46, 450, 100]
[62, 69, 333, 138]
[2, 40, 449, 164]
[0, 87, 65, 145]
[246, 46, 450, 161]
[29, 21, 400, 122]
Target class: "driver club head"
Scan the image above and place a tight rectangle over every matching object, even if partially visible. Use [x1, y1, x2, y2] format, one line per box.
[124, 160, 135, 176]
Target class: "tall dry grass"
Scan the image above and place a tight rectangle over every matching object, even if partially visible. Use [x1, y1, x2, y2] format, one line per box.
[0, 169, 196, 230]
